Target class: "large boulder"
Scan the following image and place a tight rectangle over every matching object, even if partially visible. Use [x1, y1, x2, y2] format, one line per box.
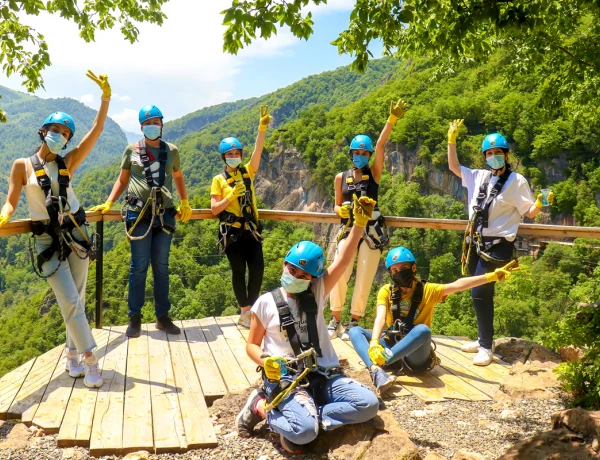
[551, 408, 600, 440]
[497, 428, 597, 459]
[451, 450, 484, 460]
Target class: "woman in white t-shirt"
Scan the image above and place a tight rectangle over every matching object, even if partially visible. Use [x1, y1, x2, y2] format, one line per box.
[447, 121, 552, 366]
[235, 196, 380, 454]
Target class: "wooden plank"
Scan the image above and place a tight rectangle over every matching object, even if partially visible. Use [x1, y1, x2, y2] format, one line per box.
[232, 315, 250, 341]
[168, 321, 217, 449]
[7, 344, 63, 420]
[147, 323, 187, 453]
[393, 373, 446, 403]
[89, 326, 128, 457]
[0, 357, 37, 420]
[428, 365, 492, 402]
[181, 319, 227, 401]
[408, 370, 470, 401]
[436, 360, 499, 399]
[214, 316, 261, 386]
[331, 338, 364, 371]
[122, 324, 153, 454]
[199, 317, 250, 392]
[434, 337, 508, 380]
[57, 328, 112, 447]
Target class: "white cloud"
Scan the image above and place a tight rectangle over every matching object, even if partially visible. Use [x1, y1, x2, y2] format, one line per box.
[110, 108, 140, 133]
[79, 94, 94, 105]
[112, 93, 132, 102]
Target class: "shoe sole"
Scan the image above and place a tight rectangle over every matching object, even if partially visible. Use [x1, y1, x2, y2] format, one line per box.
[67, 369, 85, 378]
[126, 330, 141, 338]
[83, 378, 103, 388]
[236, 388, 260, 438]
[155, 323, 180, 335]
[377, 376, 396, 397]
[473, 359, 493, 367]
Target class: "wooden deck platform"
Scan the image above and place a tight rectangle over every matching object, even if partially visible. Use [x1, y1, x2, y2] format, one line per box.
[0, 317, 509, 455]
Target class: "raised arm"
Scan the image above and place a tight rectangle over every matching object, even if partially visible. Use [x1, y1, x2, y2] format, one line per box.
[89, 169, 130, 214]
[249, 105, 272, 173]
[323, 196, 376, 296]
[442, 260, 517, 296]
[372, 99, 407, 182]
[65, 71, 111, 174]
[447, 119, 463, 178]
[0, 159, 27, 226]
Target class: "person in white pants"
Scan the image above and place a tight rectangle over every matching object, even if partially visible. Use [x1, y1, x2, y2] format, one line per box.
[0, 71, 111, 388]
[328, 99, 407, 340]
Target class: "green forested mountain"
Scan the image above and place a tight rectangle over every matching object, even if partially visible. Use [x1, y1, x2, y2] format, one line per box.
[1, 53, 600, 408]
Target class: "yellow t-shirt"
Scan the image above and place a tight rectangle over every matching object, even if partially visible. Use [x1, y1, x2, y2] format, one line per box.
[376, 282, 446, 328]
[210, 163, 259, 228]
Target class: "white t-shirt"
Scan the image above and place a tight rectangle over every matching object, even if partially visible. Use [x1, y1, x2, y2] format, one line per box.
[461, 166, 534, 241]
[251, 277, 339, 369]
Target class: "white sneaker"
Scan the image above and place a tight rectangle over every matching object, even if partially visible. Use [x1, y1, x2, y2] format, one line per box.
[461, 340, 481, 353]
[83, 355, 103, 388]
[340, 318, 359, 341]
[238, 311, 252, 329]
[65, 350, 84, 378]
[327, 317, 342, 339]
[473, 347, 494, 366]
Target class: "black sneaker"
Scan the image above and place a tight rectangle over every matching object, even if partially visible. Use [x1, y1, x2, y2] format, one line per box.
[280, 434, 304, 454]
[156, 315, 181, 335]
[236, 388, 266, 438]
[126, 314, 142, 338]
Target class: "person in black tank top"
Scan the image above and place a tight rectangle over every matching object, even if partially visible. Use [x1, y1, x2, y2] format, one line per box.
[327, 100, 408, 340]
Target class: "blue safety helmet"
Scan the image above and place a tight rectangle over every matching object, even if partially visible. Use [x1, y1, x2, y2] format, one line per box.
[481, 133, 509, 153]
[385, 246, 416, 270]
[219, 137, 243, 156]
[350, 135, 374, 153]
[139, 105, 163, 124]
[284, 241, 325, 277]
[43, 112, 75, 138]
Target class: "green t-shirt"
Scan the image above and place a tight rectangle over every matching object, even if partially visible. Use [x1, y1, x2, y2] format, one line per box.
[120, 141, 180, 209]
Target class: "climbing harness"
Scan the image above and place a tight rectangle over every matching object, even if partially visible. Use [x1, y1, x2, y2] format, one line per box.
[28, 154, 96, 279]
[216, 165, 262, 254]
[461, 166, 514, 275]
[122, 139, 175, 240]
[336, 168, 388, 249]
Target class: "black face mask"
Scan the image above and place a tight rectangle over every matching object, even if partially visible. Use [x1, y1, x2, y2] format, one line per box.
[391, 268, 415, 288]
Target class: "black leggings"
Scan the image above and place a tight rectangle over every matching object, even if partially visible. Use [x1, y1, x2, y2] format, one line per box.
[468, 238, 514, 349]
[225, 231, 265, 308]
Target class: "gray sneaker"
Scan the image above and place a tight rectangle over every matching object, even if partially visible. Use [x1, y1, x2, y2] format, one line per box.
[340, 318, 359, 341]
[327, 317, 342, 339]
[369, 366, 395, 396]
[236, 388, 266, 438]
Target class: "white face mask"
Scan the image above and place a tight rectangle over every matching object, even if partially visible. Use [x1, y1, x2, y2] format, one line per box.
[142, 124, 161, 140]
[280, 267, 311, 293]
[226, 158, 242, 168]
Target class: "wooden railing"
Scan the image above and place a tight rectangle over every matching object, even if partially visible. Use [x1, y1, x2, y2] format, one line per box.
[2, 209, 600, 328]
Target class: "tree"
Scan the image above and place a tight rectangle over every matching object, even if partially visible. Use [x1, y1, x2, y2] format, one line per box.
[221, 0, 600, 109]
[0, 0, 169, 121]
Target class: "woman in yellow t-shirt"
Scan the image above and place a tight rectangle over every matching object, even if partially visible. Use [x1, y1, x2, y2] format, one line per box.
[210, 106, 272, 328]
[348, 246, 516, 395]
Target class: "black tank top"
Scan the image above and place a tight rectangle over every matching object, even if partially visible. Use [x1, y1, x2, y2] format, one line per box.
[340, 168, 380, 222]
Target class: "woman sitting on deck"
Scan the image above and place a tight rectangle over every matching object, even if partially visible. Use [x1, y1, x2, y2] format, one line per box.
[236, 195, 380, 454]
[349, 246, 517, 395]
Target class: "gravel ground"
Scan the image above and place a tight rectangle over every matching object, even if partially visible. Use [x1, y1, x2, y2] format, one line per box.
[0, 392, 569, 460]
[387, 394, 569, 460]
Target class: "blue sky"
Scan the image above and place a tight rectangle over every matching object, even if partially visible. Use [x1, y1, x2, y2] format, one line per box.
[0, 1, 381, 132]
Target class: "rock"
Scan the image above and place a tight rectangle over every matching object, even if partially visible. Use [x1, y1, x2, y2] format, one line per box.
[500, 409, 520, 419]
[494, 338, 535, 364]
[61, 448, 84, 459]
[527, 344, 561, 364]
[497, 428, 597, 459]
[551, 408, 600, 439]
[499, 360, 560, 400]
[29, 425, 44, 437]
[424, 453, 448, 460]
[123, 451, 150, 460]
[451, 449, 484, 460]
[0, 422, 34, 449]
[558, 345, 583, 362]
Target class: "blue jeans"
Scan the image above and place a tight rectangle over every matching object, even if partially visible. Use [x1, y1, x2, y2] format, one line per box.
[263, 374, 379, 445]
[349, 325, 432, 371]
[468, 239, 514, 349]
[127, 209, 175, 318]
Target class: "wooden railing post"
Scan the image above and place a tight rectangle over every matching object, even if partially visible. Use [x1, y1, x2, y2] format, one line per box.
[95, 219, 104, 329]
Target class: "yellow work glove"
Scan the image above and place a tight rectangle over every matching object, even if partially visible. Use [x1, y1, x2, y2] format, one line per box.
[484, 260, 519, 283]
[259, 105, 272, 132]
[337, 203, 352, 219]
[0, 212, 9, 229]
[89, 200, 113, 214]
[388, 99, 408, 124]
[535, 191, 554, 209]
[448, 119, 464, 144]
[86, 70, 111, 99]
[368, 340, 386, 367]
[226, 182, 246, 202]
[353, 195, 376, 228]
[263, 356, 284, 381]
[177, 199, 192, 223]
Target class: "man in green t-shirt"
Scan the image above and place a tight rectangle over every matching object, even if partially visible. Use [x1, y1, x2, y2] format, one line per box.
[348, 246, 516, 395]
[91, 105, 193, 338]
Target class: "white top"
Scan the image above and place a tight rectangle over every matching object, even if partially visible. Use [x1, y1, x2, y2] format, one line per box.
[23, 154, 80, 221]
[461, 166, 534, 241]
[251, 276, 339, 368]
